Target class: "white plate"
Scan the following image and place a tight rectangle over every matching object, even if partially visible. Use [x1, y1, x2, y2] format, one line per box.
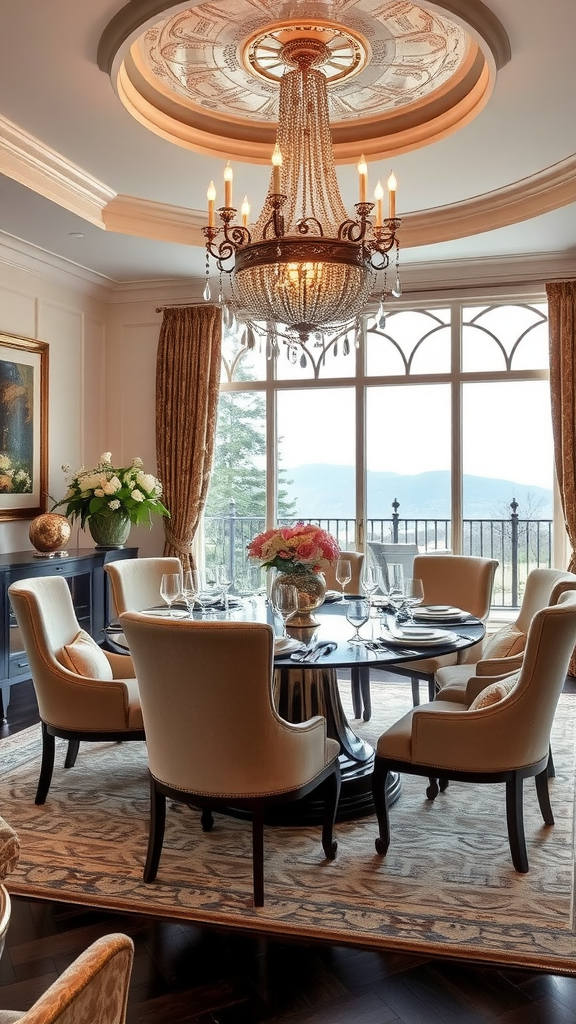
[323, 590, 342, 603]
[274, 637, 304, 655]
[381, 628, 457, 646]
[413, 606, 469, 621]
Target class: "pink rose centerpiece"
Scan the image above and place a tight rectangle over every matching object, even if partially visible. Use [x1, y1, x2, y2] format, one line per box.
[247, 524, 340, 627]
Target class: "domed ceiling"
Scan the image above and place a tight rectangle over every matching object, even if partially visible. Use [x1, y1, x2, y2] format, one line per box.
[101, 0, 509, 161]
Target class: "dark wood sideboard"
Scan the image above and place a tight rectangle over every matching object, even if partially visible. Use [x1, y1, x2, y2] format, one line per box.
[0, 547, 138, 720]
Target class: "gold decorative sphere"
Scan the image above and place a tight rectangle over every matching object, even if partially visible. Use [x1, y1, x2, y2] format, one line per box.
[29, 513, 71, 554]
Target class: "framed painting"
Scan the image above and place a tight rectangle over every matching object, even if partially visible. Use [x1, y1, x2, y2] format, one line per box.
[0, 332, 48, 521]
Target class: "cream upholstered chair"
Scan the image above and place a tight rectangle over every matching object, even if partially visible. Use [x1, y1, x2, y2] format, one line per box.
[103, 556, 182, 615]
[8, 577, 144, 805]
[371, 590, 576, 873]
[120, 613, 341, 907]
[385, 554, 498, 706]
[367, 542, 418, 590]
[323, 550, 364, 594]
[435, 567, 576, 706]
[0, 932, 133, 1024]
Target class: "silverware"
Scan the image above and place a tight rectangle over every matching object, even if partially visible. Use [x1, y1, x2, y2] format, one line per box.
[309, 641, 337, 661]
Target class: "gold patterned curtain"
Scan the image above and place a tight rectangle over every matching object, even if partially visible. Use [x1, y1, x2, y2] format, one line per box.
[156, 305, 222, 569]
[547, 281, 576, 574]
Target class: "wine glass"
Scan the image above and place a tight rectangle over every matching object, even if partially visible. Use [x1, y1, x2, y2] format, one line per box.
[271, 582, 298, 637]
[216, 564, 232, 611]
[403, 577, 424, 621]
[385, 563, 405, 626]
[160, 572, 181, 618]
[346, 598, 370, 643]
[182, 569, 201, 618]
[335, 558, 352, 602]
[361, 564, 380, 607]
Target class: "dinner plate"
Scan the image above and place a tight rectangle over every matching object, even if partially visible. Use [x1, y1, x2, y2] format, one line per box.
[323, 590, 343, 603]
[380, 628, 458, 646]
[413, 605, 469, 621]
[141, 606, 189, 618]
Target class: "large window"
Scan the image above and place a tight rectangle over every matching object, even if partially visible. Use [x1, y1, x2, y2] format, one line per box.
[207, 298, 555, 606]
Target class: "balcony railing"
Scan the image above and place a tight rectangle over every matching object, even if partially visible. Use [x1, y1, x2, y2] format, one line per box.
[203, 500, 553, 609]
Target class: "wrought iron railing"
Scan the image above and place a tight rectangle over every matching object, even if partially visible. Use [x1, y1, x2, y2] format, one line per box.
[203, 500, 553, 609]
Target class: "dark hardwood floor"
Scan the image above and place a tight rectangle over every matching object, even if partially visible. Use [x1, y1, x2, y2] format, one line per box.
[1, 678, 576, 1024]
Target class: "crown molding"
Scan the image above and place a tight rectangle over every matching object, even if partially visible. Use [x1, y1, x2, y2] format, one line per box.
[0, 115, 115, 225]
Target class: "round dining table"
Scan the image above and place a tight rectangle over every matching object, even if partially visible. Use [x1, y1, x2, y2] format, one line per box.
[105, 594, 485, 825]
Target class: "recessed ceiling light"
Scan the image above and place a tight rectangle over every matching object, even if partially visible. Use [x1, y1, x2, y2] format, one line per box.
[68, 231, 85, 238]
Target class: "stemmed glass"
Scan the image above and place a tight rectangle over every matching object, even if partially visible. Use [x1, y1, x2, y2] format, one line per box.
[160, 573, 182, 618]
[403, 577, 424, 621]
[346, 598, 370, 643]
[361, 565, 380, 605]
[385, 563, 405, 627]
[335, 558, 352, 602]
[182, 569, 201, 618]
[271, 582, 298, 638]
[216, 564, 232, 611]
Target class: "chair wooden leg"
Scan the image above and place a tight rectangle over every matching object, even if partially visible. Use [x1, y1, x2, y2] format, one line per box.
[427, 676, 436, 702]
[426, 777, 439, 800]
[372, 759, 391, 855]
[35, 722, 55, 805]
[64, 739, 80, 769]
[535, 767, 554, 826]
[505, 774, 529, 873]
[251, 804, 265, 907]
[144, 776, 166, 883]
[411, 677, 420, 706]
[320, 768, 340, 860]
[201, 808, 214, 832]
[547, 745, 555, 778]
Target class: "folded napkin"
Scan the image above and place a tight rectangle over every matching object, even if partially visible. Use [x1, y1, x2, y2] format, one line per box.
[274, 637, 303, 655]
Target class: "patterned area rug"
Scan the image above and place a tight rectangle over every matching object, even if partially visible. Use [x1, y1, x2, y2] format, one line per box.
[1, 682, 575, 973]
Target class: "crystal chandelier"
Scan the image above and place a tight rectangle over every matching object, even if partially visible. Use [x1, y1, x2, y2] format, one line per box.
[203, 31, 401, 358]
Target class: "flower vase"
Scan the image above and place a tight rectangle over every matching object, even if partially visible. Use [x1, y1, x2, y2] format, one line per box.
[276, 567, 326, 627]
[88, 513, 131, 549]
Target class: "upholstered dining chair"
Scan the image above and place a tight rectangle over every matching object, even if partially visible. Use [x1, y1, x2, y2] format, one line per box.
[0, 932, 134, 1024]
[120, 613, 341, 907]
[8, 577, 145, 805]
[384, 554, 498, 706]
[366, 542, 418, 590]
[323, 550, 364, 594]
[434, 567, 576, 706]
[103, 556, 182, 616]
[371, 590, 576, 873]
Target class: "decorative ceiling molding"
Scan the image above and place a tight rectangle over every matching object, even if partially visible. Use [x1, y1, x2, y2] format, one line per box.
[0, 116, 115, 227]
[98, 0, 508, 162]
[3, 115, 576, 251]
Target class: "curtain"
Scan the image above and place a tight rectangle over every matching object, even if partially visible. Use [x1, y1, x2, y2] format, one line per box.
[547, 281, 576, 672]
[156, 305, 222, 569]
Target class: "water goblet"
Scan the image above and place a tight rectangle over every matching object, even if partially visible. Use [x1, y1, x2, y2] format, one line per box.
[216, 563, 232, 611]
[346, 598, 370, 643]
[335, 558, 352, 602]
[182, 569, 201, 618]
[160, 572, 182, 618]
[271, 582, 298, 638]
[385, 563, 405, 626]
[403, 577, 424, 621]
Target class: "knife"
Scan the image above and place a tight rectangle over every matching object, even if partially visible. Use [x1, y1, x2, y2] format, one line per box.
[309, 641, 337, 661]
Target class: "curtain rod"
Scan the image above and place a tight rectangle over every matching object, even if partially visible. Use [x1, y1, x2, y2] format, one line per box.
[156, 302, 221, 312]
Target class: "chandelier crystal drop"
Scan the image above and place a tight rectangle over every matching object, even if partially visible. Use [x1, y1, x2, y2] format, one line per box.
[203, 31, 401, 356]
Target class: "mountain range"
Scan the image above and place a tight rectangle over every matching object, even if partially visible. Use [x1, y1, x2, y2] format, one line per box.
[283, 466, 552, 520]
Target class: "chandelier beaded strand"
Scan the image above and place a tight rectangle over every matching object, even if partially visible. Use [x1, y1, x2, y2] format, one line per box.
[203, 30, 401, 354]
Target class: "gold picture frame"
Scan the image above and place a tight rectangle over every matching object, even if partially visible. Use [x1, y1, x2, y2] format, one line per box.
[0, 332, 48, 521]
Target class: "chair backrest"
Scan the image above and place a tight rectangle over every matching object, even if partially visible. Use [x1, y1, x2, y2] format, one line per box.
[104, 556, 182, 614]
[323, 551, 364, 593]
[120, 613, 330, 797]
[412, 554, 498, 621]
[475, 590, 576, 770]
[8, 576, 132, 732]
[514, 567, 576, 631]
[0, 932, 133, 1024]
[367, 542, 418, 588]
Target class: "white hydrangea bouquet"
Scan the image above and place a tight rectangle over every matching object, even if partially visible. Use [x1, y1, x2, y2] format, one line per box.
[52, 452, 169, 529]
